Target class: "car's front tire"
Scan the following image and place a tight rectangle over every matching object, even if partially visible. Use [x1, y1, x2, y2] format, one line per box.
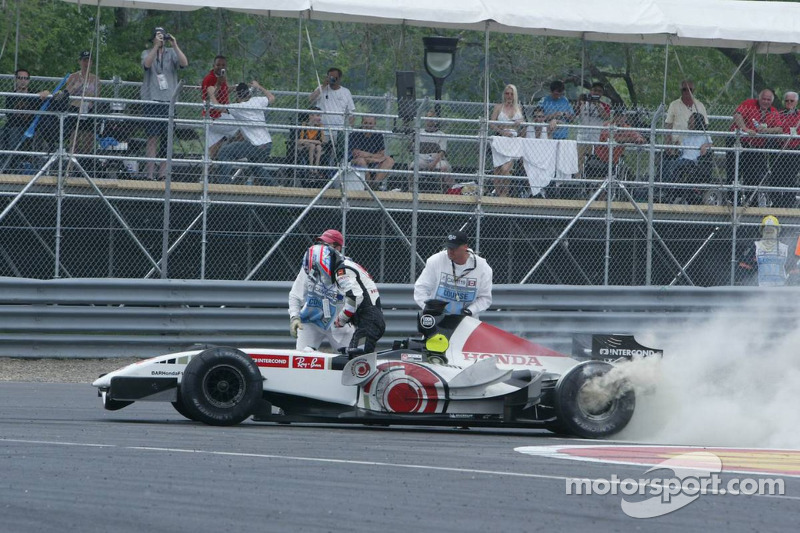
[554, 361, 635, 439]
[179, 347, 263, 426]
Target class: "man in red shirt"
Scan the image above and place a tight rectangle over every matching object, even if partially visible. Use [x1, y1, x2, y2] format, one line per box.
[201, 55, 229, 158]
[773, 91, 800, 207]
[729, 89, 783, 193]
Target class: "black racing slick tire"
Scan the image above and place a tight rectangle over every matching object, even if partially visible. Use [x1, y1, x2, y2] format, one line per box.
[553, 361, 635, 439]
[179, 347, 263, 426]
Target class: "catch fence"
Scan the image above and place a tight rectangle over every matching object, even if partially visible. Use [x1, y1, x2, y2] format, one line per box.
[0, 74, 798, 287]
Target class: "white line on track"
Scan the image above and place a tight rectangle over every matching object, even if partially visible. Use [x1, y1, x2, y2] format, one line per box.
[1, 437, 798, 502]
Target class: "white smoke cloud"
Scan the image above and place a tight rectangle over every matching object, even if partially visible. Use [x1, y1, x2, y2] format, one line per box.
[615, 300, 800, 448]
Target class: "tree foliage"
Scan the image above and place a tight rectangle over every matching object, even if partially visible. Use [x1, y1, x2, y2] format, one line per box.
[1, 1, 798, 114]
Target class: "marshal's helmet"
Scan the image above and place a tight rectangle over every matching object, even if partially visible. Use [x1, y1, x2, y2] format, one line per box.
[761, 215, 781, 235]
[303, 243, 342, 285]
[316, 229, 344, 248]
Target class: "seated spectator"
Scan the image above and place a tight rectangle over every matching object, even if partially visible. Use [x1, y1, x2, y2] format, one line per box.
[208, 81, 275, 183]
[1, 68, 50, 171]
[589, 112, 646, 176]
[349, 115, 394, 189]
[773, 91, 800, 208]
[527, 106, 558, 139]
[297, 107, 326, 176]
[412, 110, 452, 192]
[538, 80, 574, 140]
[663, 112, 713, 201]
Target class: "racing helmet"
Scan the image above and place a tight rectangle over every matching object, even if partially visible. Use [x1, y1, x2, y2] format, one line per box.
[303, 243, 342, 285]
[316, 229, 344, 248]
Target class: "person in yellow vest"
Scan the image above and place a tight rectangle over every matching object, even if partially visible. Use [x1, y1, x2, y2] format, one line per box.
[737, 215, 790, 286]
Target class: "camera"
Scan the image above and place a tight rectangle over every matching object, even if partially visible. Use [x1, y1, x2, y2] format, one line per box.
[220, 68, 226, 77]
[329, 76, 337, 85]
[164, 33, 173, 42]
[588, 93, 601, 101]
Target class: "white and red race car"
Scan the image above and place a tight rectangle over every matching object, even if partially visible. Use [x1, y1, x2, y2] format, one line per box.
[93, 303, 661, 438]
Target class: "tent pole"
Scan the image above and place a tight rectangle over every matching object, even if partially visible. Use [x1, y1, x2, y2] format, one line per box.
[580, 37, 585, 90]
[662, 39, 669, 107]
[14, 0, 20, 71]
[475, 20, 490, 253]
[751, 47, 756, 97]
[294, 13, 303, 185]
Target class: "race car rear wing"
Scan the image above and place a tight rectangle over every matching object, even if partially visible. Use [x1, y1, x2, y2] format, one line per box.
[572, 334, 663, 361]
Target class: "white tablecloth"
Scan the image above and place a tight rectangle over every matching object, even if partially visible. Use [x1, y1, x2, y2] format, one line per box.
[490, 137, 579, 196]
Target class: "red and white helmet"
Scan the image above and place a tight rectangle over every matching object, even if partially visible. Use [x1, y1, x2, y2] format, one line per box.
[316, 229, 344, 248]
[303, 244, 342, 285]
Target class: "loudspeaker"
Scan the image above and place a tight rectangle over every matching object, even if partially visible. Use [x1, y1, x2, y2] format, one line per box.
[395, 71, 417, 122]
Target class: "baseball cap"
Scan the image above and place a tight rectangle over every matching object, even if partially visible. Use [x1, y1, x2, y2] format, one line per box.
[78, 50, 91, 60]
[445, 230, 469, 249]
[316, 229, 344, 247]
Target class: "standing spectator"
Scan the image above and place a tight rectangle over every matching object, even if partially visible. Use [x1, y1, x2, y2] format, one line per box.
[413, 110, 452, 192]
[208, 81, 275, 183]
[1, 69, 50, 170]
[64, 50, 99, 155]
[349, 115, 394, 190]
[141, 26, 188, 181]
[664, 80, 709, 144]
[490, 84, 525, 197]
[201, 55, 229, 160]
[288, 229, 353, 351]
[413, 230, 493, 317]
[309, 67, 355, 158]
[773, 91, 800, 208]
[575, 82, 611, 174]
[303, 242, 384, 355]
[538, 80, 574, 140]
[729, 89, 783, 201]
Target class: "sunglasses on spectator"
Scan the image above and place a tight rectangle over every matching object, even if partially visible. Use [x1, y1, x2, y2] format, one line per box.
[681, 87, 694, 92]
[785, 99, 797, 102]
[16, 75, 29, 80]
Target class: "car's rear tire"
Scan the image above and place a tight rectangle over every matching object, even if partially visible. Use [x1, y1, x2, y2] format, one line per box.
[179, 347, 263, 426]
[554, 361, 635, 439]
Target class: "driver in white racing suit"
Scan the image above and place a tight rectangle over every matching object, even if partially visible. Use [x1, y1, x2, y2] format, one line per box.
[414, 230, 493, 317]
[303, 243, 385, 355]
[288, 229, 354, 351]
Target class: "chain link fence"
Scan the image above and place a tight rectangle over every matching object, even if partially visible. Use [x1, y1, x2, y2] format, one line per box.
[0, 73, 797, 287]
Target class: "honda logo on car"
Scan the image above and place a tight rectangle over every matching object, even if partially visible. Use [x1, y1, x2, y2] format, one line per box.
[462, 352, 543, 366]
[292, 356, 324, 370]
[251, 354, 290, 368]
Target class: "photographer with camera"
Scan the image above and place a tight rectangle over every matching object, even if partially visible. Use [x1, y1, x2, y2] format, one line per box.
[309, 67, 355, 163]
[201, 55, 230, 159]
[141, 26, 188, 181]
[575, 82, 610, 175]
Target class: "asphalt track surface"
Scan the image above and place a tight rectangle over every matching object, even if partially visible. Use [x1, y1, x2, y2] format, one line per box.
[1, 382, 798, 533]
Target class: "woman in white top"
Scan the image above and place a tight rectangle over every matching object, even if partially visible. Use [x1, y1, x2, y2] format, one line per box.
[490, 84, 526, 197]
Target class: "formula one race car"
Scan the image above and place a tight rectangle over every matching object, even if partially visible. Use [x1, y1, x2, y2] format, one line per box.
[93, 301, 662, 438]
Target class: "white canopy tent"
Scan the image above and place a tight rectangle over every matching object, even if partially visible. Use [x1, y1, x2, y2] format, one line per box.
[61, 0, 800, 53]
